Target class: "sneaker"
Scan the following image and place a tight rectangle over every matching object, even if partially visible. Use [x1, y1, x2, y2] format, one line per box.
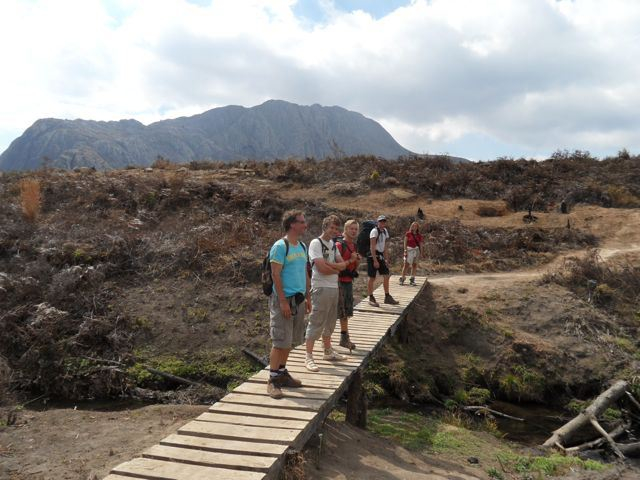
[399, 277, 405, 285]
[368, 295, 380, 307]
[384, 294, 399, 305]
[339, 332, 356, 351]
[409, 277, 416, 286]
[267, 378, 284, 399]
[276, 369, 302, 388]
[323, 348, 347, 361]
[305, 357, 320, 372]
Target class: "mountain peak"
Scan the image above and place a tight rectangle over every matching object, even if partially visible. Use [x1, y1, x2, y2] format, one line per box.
[0, 100, 413, 171]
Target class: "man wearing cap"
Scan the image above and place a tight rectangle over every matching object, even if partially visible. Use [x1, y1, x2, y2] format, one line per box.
[367, 215, 399, 307]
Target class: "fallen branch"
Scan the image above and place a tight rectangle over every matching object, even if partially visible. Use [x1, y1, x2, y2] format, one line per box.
[242, 347, 268, 367]
[589, 416, 625, 459]
[82, 356, 203, 387]
[463, 406, 524, 422]
[625, 391, 640, 412]
[143, 367, 203, 387]
[565, 423, 628, 453]
[542, 380, 628, 449]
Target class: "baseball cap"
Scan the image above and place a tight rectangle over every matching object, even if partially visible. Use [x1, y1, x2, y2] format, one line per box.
[377, 215, 387, 222]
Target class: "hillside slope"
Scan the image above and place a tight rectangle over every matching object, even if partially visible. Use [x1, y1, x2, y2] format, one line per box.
[0, 100, 413, 170]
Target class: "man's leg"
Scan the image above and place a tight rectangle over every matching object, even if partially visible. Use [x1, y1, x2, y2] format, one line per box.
[380, 258, 399, 305]
[383, 273, 390, 294]
[305, 288, 325, 371]
[323, 289, 345, 361]
[268, 295, 288, 398]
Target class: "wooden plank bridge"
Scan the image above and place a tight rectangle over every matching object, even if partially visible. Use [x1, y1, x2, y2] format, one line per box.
[105, 276, 428, 480]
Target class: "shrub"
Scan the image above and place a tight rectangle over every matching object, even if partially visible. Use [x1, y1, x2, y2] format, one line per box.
[19, 178, 41, 222]
[607, 185, 640, 208]
[151, 156, 177, 169]
[475, 204, 506, 217]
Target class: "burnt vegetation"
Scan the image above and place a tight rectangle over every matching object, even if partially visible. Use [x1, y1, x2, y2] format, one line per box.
[0, 149, 638, 404]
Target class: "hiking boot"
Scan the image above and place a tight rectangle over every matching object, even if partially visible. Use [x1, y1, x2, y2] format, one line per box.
[267, 378, 284, 399]
[384, 294, 399, 305]
[399, 277, 405, 285]
[409, 277, 416, 286]
[305, 357, 320, 372]
[323, 348, 347, 361]
[339, 332, 356, 351]
[276, 369, 302, 388]
[368, 295, 380, 307]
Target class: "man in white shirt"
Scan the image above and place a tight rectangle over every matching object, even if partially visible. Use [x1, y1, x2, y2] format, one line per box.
[367, 215, 399, 307]
[305, 215, 357, 371]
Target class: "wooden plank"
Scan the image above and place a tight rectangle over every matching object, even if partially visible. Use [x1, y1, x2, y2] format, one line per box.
[179, 420, 300, 445]
[284, 358, 361, 370]
[278, 361, 357, 372]
[196, 412, 308, 430]
[273, 364, 354, 377]
[161, 434, 286, 456]
[219, 392, 326, 411]
[286, 351, 364, 364]
[142, 444, 276, 472]
[111, 457, 264, 480]
[208, 402, 316, 421]
[232, 382, 334, 399]
[248, 372, 344, 389]
[256, 368, 349, 383]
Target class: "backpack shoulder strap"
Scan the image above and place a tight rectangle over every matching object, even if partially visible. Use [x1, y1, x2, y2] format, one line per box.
[283, 237, 290, 257]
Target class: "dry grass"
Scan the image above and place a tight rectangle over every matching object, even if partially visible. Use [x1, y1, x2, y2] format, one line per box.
[281, 450, 306, 480]
[19, 178, 41, 222]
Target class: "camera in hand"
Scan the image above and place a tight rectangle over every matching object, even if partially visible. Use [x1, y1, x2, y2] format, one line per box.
[339, 268, 359, 279]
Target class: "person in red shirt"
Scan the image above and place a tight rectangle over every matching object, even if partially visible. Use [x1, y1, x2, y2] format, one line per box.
[400, 221, 424, 286]
[336, 219, 361, 351]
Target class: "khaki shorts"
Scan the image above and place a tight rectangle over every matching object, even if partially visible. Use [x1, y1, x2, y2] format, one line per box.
[406, 246, 420, 265]
[306, 287, 338, 342]
[269, 294, 307, 349]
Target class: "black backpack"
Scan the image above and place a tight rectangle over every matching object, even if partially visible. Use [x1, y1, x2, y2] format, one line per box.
[356, 220, 380, 256]
[261, 238, 307, 296]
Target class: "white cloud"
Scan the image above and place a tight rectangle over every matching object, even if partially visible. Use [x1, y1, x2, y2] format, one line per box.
[1, 0, 640, 158]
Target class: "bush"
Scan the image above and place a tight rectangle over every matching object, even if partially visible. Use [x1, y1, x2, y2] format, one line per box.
[607, 185, 640, 208]
[19, 178, 41, 222]
[475, 204, 507, 217]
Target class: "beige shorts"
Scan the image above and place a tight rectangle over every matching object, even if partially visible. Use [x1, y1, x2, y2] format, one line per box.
[406, 246, 420, 265]
[306, 287, 338, 342]
[269, 294, 307, 349]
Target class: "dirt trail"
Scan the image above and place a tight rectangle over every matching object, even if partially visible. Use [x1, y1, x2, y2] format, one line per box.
[430, 209, 640, 293]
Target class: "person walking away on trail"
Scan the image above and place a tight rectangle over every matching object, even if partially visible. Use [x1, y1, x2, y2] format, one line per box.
[267, 210, 311, 399]
[400, 221, 424, 286]
[305, 215, 357, 372]
[367, 215, 399, 307]
[336, 219, 361, 351]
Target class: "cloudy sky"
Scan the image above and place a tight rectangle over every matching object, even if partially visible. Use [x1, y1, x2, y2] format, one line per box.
[1, 0, 639, 160]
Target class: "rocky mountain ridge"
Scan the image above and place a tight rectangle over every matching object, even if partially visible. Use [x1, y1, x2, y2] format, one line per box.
[0, 100, 414, 170]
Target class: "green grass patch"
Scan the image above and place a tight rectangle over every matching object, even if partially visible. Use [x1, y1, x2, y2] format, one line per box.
[496, 452, 606, 477]
[127, 348, 259, 389]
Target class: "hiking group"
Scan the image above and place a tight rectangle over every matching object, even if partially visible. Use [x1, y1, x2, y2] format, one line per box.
[264, 210, 425, 399]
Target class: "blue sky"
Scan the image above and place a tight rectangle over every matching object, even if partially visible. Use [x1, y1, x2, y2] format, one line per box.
[1, 0, 640, 161]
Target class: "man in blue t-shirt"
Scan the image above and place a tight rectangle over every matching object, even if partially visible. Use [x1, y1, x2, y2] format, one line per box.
[267, 210, 311, 398]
